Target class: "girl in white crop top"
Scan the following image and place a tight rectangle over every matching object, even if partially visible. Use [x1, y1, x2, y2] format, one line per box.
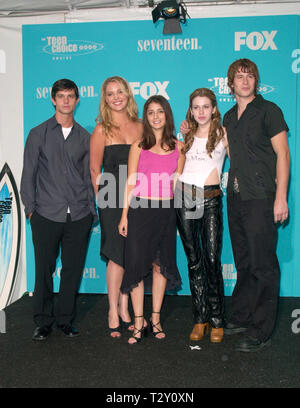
[179, 135, 226, 188]
[179, 92, 228, 188]
[176, 88, 228, 344]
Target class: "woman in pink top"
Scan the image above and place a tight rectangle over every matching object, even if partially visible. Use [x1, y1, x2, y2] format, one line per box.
[118, 95, 185, 344]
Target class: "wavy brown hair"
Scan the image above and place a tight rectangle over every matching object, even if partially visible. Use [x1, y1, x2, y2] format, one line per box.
[140, 95, 176, 151]
[96, 76, 139, 137]
[183, 88, 224, 157]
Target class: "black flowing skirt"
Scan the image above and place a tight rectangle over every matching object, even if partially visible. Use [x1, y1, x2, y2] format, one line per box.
[121, 198, 182, 294]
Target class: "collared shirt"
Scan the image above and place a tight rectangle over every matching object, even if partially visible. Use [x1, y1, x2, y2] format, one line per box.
[223, 95, 289, 200]
[20, 115, 97, 223]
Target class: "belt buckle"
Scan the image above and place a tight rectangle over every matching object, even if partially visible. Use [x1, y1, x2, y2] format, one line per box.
[192, 185, 196, 201]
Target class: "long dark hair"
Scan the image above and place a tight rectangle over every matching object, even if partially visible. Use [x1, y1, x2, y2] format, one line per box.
[139, 95, 176, 151]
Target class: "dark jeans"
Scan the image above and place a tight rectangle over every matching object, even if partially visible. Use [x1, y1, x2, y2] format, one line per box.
[30, 211, 93, 327]
[227, 193, 280, 342]
[176, 187, 225, 328]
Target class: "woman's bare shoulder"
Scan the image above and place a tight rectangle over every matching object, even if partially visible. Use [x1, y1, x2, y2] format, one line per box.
[91, 122, 106, 143]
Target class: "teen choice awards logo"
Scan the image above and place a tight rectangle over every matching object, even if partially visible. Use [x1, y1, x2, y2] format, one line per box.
[41, 36, 104, 60]
[208, 76, 275, 103]
[0, 163, 21, 310]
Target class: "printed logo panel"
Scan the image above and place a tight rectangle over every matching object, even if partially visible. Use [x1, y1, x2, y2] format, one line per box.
[41, 36, 104, 60]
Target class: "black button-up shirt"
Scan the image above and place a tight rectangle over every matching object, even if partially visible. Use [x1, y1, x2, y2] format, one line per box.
[21, 115, 96, 223]
[223, 95, 289, 200]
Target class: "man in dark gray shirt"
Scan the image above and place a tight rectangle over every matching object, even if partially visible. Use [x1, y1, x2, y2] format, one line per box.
[21, 78, 96, 341]
[223, 59, 290, 352]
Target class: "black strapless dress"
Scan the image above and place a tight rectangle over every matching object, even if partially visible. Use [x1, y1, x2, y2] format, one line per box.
[98, 144, 130, 267]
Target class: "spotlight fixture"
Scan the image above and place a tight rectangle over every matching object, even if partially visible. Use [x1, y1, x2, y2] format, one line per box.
[152, 0, 188, 34]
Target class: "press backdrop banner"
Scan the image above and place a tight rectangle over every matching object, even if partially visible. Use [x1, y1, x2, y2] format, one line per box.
[22, 15, 300, 296]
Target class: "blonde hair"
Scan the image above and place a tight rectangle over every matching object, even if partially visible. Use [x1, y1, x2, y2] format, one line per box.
[183, 88, 224, 157]
[96, 76, 139, 137]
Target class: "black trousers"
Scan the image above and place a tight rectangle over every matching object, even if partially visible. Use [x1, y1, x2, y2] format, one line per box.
[176, 188, 225, 328]
[30, 211, 93, 327]
[227, 193, 280, 342]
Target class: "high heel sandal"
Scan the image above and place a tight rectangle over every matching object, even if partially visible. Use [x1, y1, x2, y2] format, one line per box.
[128, 316, 147, 345]
[108, 313, 122, 338]
[150, 312, 165, 340]
[108, 326, 122, 338]
[119, 316, 134, 332]
[189, 323, 209, 341]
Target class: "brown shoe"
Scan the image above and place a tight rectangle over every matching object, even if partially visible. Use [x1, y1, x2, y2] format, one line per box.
[189, 323, 209, 341]
[210, 327, 224, 343]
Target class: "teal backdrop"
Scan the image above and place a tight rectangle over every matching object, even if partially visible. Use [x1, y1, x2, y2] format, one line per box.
[22, 15, 300, 296]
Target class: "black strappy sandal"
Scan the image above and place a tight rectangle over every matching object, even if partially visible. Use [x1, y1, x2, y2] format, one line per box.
[150, 312, 166, 340]
[119, 316, 134, 332]
[108, 325, 122, 338]
[128, 316, 147, 344]
[108, 314, 122, 338]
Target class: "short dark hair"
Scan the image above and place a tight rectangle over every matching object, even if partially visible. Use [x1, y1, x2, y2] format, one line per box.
[51, 79, 79, 100]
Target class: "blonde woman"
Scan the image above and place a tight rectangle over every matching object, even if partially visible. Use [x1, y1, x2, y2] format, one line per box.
[177, 88, 228, 343]
[90, 76, 142, 338]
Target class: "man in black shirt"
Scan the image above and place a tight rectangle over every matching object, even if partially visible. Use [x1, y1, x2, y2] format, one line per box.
[223, 59, 290, 352]
[21, 79, 96, 341]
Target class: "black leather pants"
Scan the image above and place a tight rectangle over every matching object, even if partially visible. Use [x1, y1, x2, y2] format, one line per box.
[176, 185, 225, 328]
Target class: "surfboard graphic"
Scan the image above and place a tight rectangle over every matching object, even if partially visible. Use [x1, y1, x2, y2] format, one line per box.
[0, 163, 21, 310]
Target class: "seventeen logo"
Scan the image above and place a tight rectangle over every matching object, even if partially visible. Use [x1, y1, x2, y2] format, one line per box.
[36, 84, 98, 99]
[53, 267, 99, 280]
[137, 36, 202, 52]
[235, 31, 278, 51]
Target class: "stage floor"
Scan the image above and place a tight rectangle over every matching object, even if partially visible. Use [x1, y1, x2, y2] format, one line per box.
[1, 294, 299, 389]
